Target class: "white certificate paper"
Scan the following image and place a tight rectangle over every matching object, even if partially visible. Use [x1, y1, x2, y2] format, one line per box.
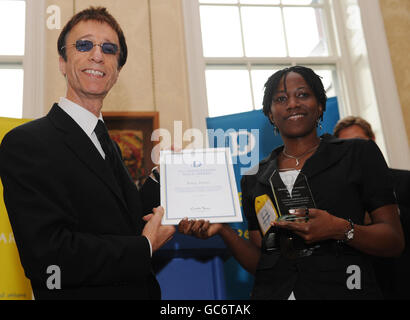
[160, 148, 243, 225]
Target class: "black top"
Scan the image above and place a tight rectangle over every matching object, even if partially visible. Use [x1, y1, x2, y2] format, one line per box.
[241, 134, 397, 299]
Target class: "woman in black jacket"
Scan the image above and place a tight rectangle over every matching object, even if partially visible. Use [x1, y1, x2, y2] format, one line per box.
[179, 66, 404, 299]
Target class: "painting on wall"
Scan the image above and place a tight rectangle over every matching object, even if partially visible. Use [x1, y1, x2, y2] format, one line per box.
[103, 111, 159, 186]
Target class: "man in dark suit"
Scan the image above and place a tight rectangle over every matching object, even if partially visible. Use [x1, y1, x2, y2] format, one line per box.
[0, 7, 174, 300]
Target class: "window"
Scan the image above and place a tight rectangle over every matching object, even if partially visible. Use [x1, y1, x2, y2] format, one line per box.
[196, 0, 338, 117]
[0, 0, 26, 118]
[183, 0, 409, 168]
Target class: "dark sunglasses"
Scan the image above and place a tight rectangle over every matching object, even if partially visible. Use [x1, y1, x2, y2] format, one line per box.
[62, 40, 119, 55]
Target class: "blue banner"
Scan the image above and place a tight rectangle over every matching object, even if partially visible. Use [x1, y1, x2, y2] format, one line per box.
[206, 96, 340, 299]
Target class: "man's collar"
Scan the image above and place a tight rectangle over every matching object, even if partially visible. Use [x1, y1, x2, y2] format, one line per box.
[58, 97, 103, 137]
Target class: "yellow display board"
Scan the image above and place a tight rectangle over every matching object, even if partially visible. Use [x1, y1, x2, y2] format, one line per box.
[0, 117, 33, 300]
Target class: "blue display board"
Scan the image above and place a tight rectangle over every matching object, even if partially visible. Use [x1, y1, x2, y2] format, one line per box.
[154, 233, 228, 300]
[205, 97, 340, 299]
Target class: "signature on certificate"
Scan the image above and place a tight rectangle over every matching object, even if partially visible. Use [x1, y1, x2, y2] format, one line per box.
[190, 206, 211, 212]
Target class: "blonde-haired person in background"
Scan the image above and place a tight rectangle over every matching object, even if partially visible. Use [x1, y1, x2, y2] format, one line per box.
[334, 115, 410, 300]
[334, 116, 375, 141]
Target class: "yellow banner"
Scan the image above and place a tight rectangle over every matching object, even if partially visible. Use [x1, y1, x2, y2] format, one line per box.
[0, 117, 32, 300]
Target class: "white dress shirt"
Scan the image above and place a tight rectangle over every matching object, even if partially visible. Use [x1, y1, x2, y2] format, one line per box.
[58, 97, 106, 159]
[58, 97, 153, 256]
[278, 169, 299, 300]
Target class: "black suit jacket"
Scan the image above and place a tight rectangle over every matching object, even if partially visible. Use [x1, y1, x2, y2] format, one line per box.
[0, 104, 160, 300]
[372, 168, 410, 299]
[242, 134, 396, 299]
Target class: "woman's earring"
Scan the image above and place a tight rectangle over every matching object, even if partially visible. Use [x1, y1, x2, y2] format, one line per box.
[272, 123, 279, 136]
[270, 114, 279, 136]
[317, 118, 323, 130]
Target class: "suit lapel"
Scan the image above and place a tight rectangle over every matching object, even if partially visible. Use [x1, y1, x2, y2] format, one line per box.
[111, 141, 144, 230]
[257, 148, 281, 187]
[47, 104, 129, 212]
[301, 134, 351, 179]
[256, 134, 351, 186]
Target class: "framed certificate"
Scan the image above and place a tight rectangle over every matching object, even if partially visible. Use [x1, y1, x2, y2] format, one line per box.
[160, 148, 243, 225]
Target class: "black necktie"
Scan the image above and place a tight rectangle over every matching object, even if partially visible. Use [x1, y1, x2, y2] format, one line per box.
[94, 120, 123, 185]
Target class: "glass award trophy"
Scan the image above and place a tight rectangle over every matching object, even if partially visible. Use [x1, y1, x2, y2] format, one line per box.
[269, 169, 316, 222]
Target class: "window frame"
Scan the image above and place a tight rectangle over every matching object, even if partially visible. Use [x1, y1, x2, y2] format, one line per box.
[182, 0, 409, 169]
[23, 0, 45, 119]
[0, 0, 45, 120]
[0, 0, 26, 119]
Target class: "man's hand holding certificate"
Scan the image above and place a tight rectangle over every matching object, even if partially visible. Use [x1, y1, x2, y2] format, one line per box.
[160, 148, 243, 225]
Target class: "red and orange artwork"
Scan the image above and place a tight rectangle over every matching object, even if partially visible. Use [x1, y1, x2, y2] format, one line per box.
[109, 130, 145, 181]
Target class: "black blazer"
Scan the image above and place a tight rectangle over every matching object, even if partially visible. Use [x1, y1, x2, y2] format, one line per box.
[372, 168, 410, 299]
[242, 134, 397, 299]
[0, 104, 160, 300]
